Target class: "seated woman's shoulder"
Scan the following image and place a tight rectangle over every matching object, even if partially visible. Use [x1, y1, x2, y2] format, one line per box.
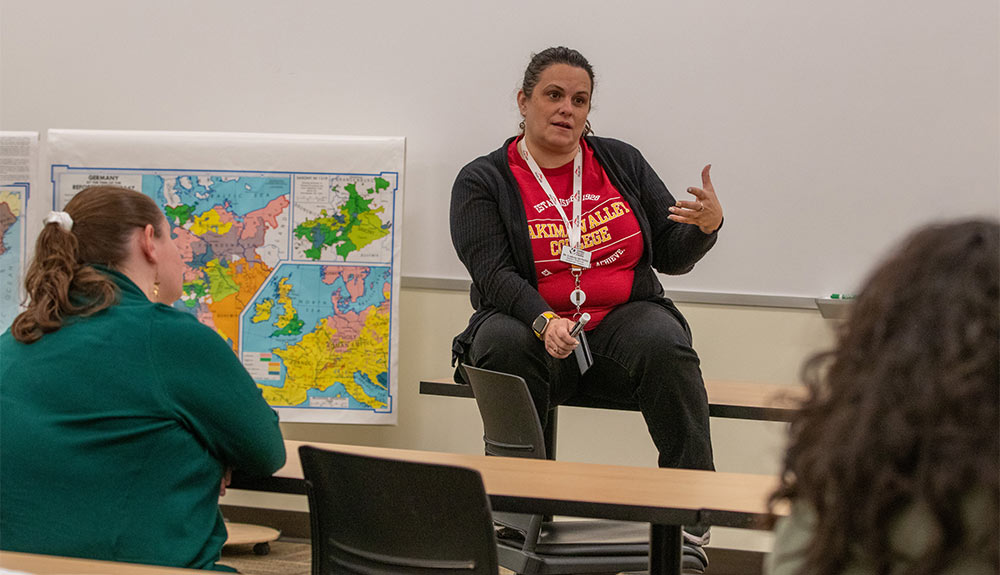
[586, 135, 642, 156]
[149, 305, 232, 350]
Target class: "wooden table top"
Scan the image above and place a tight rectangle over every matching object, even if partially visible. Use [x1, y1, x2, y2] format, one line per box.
[272, 440, 782, 528]
[0, 551, 208, 574]
[704, 379, 805, 410]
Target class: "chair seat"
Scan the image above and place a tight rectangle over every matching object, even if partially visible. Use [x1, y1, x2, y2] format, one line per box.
[495, 517, 648, 545]
[497, 519, 648, 557]
[536, 519, 648, 550]
[496, 543, 648, 575]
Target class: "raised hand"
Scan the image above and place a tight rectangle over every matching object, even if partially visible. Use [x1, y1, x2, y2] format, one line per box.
[668, 164, 723, 234]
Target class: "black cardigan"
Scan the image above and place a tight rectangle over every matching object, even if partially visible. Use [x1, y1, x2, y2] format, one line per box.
[450, 135, 720, 362]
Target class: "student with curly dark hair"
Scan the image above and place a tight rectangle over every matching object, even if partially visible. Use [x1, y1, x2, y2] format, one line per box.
[766, 219, 999, 575]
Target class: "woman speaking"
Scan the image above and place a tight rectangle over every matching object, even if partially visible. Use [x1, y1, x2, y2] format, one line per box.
[450, 45, 722, 525]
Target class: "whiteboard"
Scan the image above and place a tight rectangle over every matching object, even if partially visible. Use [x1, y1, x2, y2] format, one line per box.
[2, 0, 997, 299]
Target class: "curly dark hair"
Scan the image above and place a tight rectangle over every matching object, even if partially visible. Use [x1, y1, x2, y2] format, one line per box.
[769, 219, 999, 575]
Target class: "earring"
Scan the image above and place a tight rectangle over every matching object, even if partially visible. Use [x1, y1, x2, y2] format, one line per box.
[152, 270, 160, 300]
[519, 120, 525, 131]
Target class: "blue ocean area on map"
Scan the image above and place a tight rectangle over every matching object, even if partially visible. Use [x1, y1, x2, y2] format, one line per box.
[143, 174, 289, 216]
[242, 264, 333, 357]
[329, 266, 390, 314]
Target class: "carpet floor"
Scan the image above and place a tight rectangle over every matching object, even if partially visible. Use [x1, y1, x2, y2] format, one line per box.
[219, 539, 311, 575]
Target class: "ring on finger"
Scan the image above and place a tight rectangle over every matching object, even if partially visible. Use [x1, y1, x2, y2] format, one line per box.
[698, 203, 705, 212]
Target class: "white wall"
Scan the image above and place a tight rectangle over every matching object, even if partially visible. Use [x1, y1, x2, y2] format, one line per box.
[2, 0, 997, 298]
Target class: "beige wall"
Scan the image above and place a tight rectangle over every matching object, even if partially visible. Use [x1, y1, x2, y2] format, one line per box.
[226, 286, 839, 551]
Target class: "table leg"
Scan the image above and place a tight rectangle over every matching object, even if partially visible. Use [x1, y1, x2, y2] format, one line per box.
[649, 524, 682, 575]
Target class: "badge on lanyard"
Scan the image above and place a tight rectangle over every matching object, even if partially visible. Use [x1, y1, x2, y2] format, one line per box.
[560, 245, 592, 268]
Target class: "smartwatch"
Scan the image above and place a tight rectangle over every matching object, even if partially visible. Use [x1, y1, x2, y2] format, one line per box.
[531, 311, 558, 340]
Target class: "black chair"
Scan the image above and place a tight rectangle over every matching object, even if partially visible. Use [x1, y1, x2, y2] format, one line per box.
[299, 445, 500, 575]
[462, 363, 654, 575]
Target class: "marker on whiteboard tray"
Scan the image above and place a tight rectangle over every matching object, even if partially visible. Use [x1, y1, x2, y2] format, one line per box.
[830, 293, 856, 300]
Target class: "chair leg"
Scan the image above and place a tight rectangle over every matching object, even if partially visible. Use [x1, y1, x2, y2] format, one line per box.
[544, 407, 558, 460]
[542, 407, 558, 523]
[650, 524, 683, 575]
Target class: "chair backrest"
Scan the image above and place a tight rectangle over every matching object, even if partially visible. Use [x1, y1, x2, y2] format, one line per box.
[462, 364, 548, 548]
[299, 445, 499, 575]
[462, 364, 547, 460]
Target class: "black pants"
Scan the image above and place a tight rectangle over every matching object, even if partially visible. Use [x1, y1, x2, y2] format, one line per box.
[465, 300, 715, 472]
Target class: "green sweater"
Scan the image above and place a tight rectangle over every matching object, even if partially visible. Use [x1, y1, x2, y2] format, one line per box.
[0, 269, 285, 570]
[767, 492, 997, 575]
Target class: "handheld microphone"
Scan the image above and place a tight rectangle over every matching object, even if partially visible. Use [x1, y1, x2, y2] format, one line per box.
[569, 313, 591, 338]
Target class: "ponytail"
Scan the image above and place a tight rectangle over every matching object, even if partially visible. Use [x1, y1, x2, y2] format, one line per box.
[11, 223, 118, 343]
[10, 186, 164, 343]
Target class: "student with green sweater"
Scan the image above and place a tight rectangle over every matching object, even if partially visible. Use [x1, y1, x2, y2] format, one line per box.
[0, 186, 285, 571]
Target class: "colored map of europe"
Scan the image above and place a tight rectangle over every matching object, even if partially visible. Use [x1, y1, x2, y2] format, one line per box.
[142, 172, 396, 414]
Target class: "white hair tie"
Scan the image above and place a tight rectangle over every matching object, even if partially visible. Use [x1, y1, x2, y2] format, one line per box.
[44, 211, 74, 232]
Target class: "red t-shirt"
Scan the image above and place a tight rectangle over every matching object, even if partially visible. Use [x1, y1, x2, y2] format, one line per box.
[509, 137, 643, 329]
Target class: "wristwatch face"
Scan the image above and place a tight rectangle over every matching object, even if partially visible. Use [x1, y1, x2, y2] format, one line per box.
[532, 314, 549, 335]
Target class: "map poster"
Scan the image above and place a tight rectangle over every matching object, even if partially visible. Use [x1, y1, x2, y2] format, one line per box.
[43, 129, 404, 424]
[0, 132, 37, 333]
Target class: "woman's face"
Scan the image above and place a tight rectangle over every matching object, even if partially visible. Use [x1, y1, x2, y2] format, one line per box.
[153, 218, 185, 304]
[518, 63, 592, 159]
